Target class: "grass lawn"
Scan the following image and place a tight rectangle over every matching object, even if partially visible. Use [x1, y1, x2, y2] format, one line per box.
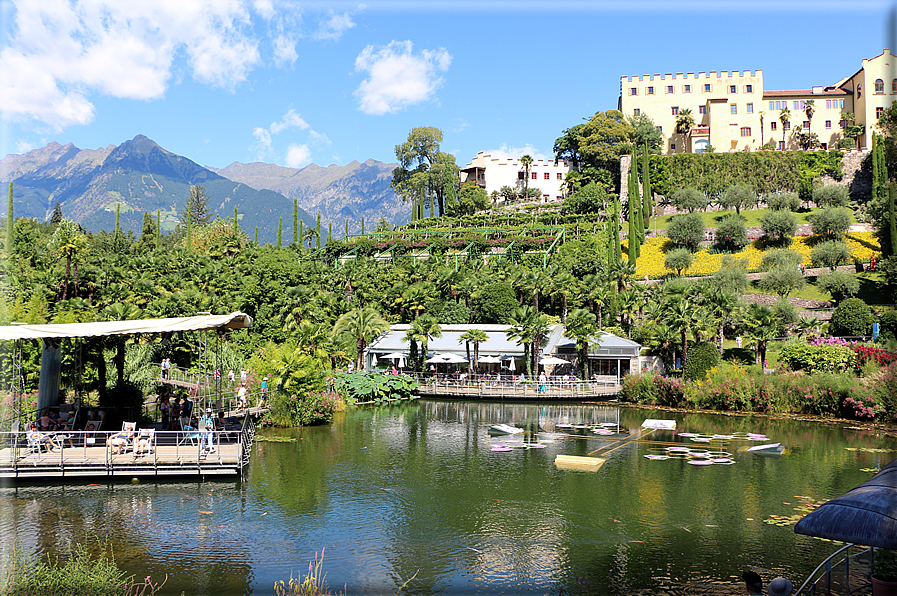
[651, 206, 856, 231]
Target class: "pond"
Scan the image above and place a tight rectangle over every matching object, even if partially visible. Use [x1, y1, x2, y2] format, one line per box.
[2, 400, 894, 595]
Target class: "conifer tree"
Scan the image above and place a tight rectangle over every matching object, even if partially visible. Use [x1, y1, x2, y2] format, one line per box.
[7, 182, 13, 253]
[293, 198, 298, 245]
[642, 143, 652, 231]
[299, 220, 304, 252]
[361, 217, 365, 235]
[316, 214, 321, 249]
[277, 217, 283, 248]
[328, 222, 333, 243]
[345, 219, 349, 238]
[115, 203, 121, 233]
[155, 210, 161, 251]
[186, 207, 192, 252]
[233, 207, 239, 234]
[254, 227, 258, 244]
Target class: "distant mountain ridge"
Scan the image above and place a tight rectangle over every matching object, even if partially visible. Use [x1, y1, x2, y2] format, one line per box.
[1, 135, 408, 242]
[208, 158, 408, 234]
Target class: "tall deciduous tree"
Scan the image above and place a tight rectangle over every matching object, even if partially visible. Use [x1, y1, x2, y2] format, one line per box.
[391, 127, 458, 218]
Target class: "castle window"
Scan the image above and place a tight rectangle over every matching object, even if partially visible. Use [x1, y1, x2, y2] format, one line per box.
[747, 103, 754, 114]
[633, 108, 640, 116]
[740, 127, 751, 137]
[893, 79, 897, 94]
[745, 84, 753, 93]
[672, 106, 679, 115]
[878, 107, 885, 119]
[803, 121, 810, 130]
[630, 87, 638, 96]
[769, 101, 775, 110]
[666, 85, 674, 94]
[771, 122, 777, 131]
[544, 173, 550, 180]
[825, 120, 831, 129]
[683, 84, 691, 93]
[698, 105, 706, 114]
[784, 121, 791, 130]
[704, 84, 711, 92]
[531, 172, 537, 180]
[557, 173, 563, 180]
[731, 104, 737, 115]
[647, 86, 654, 95]
[730, 85, 737, 93]
[875, 79, 884, 94]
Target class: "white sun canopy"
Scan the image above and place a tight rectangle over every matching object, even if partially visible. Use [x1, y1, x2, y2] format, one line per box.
[0, 312, 253, 342]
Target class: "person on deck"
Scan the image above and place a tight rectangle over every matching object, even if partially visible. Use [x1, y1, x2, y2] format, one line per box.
[180, 396, 193, 430]
[160, 396, 170, 431]
[260, 377, 269, 407]
[108, 429, 133, 455]
[27, 423, 59, 452]
[201, 408, 215, 452]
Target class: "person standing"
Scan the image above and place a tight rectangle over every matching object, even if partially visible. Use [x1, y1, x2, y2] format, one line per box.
[240, 368, 248, 385]
[227, 369, 235, 387]
[200, 407, 216, 452]
[160, 396, 170, 431]
[180, 396, 193, 430]
[260, 377, 269, 407]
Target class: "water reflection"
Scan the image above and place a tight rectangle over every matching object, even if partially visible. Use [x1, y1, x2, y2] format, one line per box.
[0, 402, 894, 595]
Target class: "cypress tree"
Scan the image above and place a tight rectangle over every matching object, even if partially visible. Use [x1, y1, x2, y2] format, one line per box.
[186, 207, 192, 252]
[299, 220, 304, 251]
[293, 198, 298, 245]
[628, 205, 637, 266]
[316, 214, 321, 249]
[642, 143, 652, 231]
[277, 217, 283, 248]
[115, 203, 120, 233]
[361, 217, 365, 235]
[874, 134, 893, 257]
[612, 198, 622, 265]
[890, 183, 897, 258]
[155, 209, 161, 251]
[328, 222, 332, 243]
[254, 227, 258, 244]
[233, 207, 239, 233]
[630, 153, 643, 252]
[345, 219, 349, 239]
[7, 181, 13, 253]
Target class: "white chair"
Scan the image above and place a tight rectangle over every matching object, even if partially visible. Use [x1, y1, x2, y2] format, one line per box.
[133, 428, 155, 456]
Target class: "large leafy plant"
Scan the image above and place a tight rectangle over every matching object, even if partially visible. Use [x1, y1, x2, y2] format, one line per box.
[333, 371, 419, 405]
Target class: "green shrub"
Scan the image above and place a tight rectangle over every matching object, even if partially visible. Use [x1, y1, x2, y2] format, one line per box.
[758, 267, 805, 297]
[880, 310, 897, 341]
[666, 212, 705, 252]
[682, 341, 720, 381]
[815, 270, 859, 303]
[761, 249, 802, 270]
[830, 297, 875, 337]
[779, 339, 855, 373]
[333, 371, 418, 405]
[807, 207, 852, 240]
[765, 191, 801, 211]
[664, 247, 694, 275]
[670, 188, 708, 212]
[812, 185, 850, 208]
[760, 209, 797, 243]
[621, 373, 656, 403]
[715, 214, 749, 251]
[561, 182, 609, 215]
[718, 184, 756, 213]
[810, 240, 851, 271]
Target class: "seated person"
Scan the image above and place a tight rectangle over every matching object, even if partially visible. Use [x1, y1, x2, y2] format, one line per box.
[27, 422, 59, 452]
[84, 421, 99, 441]
[108, 430, 133, 455]
[134, 429, 153, 456]
[215, 411, 227, 431]
[38, 411, 56, 431]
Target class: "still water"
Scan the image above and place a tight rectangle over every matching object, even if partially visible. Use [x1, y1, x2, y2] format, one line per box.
[2, 401, 894, 595]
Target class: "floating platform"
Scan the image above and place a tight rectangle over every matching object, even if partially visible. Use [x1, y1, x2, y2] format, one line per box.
[554, 455, 607, 471]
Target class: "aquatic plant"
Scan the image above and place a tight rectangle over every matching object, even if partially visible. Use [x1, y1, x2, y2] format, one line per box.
[274, 549, 343, 596]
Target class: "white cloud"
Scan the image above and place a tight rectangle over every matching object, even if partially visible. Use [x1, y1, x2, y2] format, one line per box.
[484, 144, 549, 161]
[286, 144, 312, 168]
[250, 108, 328, 164]
[353, 40, 451, 115]
[272, 34, 299, 66]
[1, 0, 262, 131]
[314, 10, 356, 41]
[270, 109, 310, 134]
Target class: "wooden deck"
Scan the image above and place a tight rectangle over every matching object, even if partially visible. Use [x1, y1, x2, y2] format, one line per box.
[0, 427, 254, 480]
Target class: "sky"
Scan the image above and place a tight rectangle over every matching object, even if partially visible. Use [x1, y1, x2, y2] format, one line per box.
[0, 0, 893, 172]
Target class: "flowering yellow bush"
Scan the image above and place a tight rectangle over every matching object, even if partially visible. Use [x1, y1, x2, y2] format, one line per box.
[632, 231, 880, 278]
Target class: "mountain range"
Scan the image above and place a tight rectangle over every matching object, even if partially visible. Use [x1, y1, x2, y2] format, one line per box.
[0, 135, 408, 243]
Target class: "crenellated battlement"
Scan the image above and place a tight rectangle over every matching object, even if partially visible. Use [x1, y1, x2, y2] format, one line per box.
[620, 70, 761, 83]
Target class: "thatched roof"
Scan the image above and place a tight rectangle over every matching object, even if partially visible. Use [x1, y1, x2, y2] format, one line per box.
[794, 458, 897, 548]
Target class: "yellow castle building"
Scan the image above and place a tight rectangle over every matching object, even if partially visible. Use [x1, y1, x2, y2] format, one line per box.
[618, 49, 895, 154]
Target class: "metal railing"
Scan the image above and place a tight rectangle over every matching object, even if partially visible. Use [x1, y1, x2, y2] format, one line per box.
[402, 373, 621, 399]
[795, 543, 873, 596]
[0, 427, 251, 478]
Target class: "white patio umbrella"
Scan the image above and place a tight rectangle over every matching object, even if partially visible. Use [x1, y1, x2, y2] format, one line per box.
[424, 354, 447, 364]
[381, 352, 407, 360]
[440, 353, 469, 364]
[508, 358, 516, 371]
[539, 356, 570, 365]
[477, 355, 502, 364]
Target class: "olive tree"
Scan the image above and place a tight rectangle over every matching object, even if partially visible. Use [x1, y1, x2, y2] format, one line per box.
[812, 185, 850, 208]
[760, 209, 797, 244]
[718, 184, 756, 215]
[715, 215, 748, 252]
[807, 207, 851, 240]
[758, 267, 805, 297]
[764, 192, 801, 212]
[761, 249, 802, 271]
[810, 240, 851, 271]
[664, 248, 694, 276]
[670, 188, 708, 213]
[815, 270, 859, 303]
[666, 212, 705, 252]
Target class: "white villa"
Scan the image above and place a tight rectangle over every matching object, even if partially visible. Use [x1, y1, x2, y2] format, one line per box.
[460, 152, 573, 203]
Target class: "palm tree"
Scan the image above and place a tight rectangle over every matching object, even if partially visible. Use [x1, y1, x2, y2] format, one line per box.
[804, 99, 815, 132]
[408, 314, 442, 369]
[779, 107, 791, 148]
[704, 287, 738, 354]
[331, 307, 390, 371]
[520, 155, 533, 200]
[459, 328, 489, 372]
[302, 226, 319, 251]
[674, 108, 694, 152]
[664, 296, 695, 367]
[745, 304, 779, 367]
[50, 219, 89, 300]
[564, 308, 598, 379]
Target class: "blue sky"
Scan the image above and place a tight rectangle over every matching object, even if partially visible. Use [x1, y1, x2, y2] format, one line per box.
[1, 0, 892, 171]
